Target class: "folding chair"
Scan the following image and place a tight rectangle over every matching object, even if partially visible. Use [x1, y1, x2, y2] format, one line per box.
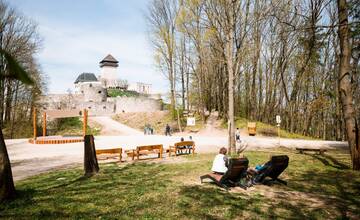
[200, 158, 249, 189]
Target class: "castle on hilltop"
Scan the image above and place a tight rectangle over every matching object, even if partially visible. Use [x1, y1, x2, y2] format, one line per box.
[40, 54, 162, 115]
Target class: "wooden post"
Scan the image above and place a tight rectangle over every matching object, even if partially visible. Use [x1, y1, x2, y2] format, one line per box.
[83, 109, 87, 137]
[43, 112, 46, 137]
[33, 108, 37, 143]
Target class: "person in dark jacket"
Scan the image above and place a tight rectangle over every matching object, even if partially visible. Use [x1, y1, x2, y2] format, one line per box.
[165, 124, 171, 136]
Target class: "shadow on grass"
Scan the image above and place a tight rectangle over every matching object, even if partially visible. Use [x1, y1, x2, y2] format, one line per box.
[287, 168, 360, 218]
[0, 162, 175, 219]
[176, 184, 342, 219]
[303, 152, 350, 170]
[2, 151, 359, 219]
[177, 185, 265, 219]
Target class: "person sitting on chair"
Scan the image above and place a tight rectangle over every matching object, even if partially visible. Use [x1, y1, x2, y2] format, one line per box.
[211, 147, 229, 174]
[247, 156, 273, 182]
[178, 137, 185, 154]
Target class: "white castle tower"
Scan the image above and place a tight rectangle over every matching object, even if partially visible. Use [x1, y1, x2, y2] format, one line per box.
[99, 54, 119, 88]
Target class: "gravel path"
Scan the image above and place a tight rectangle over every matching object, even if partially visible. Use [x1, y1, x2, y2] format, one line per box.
[89, 116, 142, 135]
[6, 116, 348, 181]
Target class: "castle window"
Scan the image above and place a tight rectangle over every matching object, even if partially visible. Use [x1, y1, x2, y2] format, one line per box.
[89, 84, 92, 87]
[98, 91, 102, 94]
[88, 106, 92, 109]
[103, 106, 106, 109]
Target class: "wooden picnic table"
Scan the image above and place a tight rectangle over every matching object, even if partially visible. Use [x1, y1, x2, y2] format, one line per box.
[296, 147, 327, 155]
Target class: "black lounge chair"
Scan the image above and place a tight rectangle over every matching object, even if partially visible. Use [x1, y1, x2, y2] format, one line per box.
[253, 155, 289, 185]
[200, 158, 249, 189]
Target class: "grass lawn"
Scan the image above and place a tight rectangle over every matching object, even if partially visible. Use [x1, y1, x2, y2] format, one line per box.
[1, 148, 359, 219]
[52, 117, 101, 136]
[232, 117, 317, 140]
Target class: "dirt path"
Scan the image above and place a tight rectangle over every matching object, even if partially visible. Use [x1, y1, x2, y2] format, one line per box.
[7, 134, 347, 182]
[6, 115, 347, 181]
[89, 116, 142, 135]
[196, 111, 227, 137]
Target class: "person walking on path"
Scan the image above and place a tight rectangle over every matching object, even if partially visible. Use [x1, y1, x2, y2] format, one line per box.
[165, 124, 171, 136]
[236, 128, 241, 142]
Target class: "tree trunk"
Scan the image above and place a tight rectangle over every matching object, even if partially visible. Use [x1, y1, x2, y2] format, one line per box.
[180, 36, 186, 110]
[4, 80, 13, 123]
[0, 127, 16, 202]
[226, 0, 235, 154]
[337, 0, 360, 170]
[84, 135, 99, 176]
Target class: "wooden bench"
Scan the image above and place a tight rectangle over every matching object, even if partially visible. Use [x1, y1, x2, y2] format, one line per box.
[296, 147, 327, 155]
[125, 144, 163, 160]
[168, 141, 195, 156]
[96, 148, 122, 161]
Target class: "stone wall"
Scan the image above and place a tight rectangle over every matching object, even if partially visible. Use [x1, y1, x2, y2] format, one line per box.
[77, 82, 107, 102]
[114, 97, 162, 113]
[40, 94, 163, 116]
[78, 101, 115, 116]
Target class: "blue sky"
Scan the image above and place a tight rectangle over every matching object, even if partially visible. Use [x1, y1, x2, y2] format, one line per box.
[10, 0, 167, 94]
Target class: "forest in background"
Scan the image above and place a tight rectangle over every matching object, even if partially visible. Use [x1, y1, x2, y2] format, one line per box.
[0, 0, 46, 138]
[147, 0, 359, 142]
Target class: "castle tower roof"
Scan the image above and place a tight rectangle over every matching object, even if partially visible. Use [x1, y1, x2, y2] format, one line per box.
[74, 72, 98, 84]
[100, 54, 119, 67]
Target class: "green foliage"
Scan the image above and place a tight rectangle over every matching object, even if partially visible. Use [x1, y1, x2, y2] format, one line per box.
[222, 117, 317, 140]
[52, 117, 100, 136]
[1, 149, 359, 218]
[0, 48, 33, 85]
[107, 89, 140, 98]
[2, 122, 34, 139]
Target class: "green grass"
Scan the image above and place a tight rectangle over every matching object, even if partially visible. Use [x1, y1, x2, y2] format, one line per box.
[107, 89, 140, 97]
[53, 117, 101, 136]
[229, 117, 317, 140]
[1, 148, 359, 219]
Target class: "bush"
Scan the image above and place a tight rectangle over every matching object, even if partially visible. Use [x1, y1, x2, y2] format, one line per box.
[107, 89, 140, 97]
[258, 127, 278, 136]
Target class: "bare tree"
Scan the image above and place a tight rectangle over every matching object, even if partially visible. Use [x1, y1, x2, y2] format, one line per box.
[337, 0, 359, 170]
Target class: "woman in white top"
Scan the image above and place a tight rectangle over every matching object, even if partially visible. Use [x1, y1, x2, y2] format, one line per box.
[211, 147, 229, 174]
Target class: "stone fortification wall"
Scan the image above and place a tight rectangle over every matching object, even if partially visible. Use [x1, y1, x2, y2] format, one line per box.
[40, 94, 84, 110]
[40, 94, 162, 116]
[78, 102, 115, 116]
[114, 97, 162, 113]
[40, 94, 113, 116]
[77, 82, 107, 102]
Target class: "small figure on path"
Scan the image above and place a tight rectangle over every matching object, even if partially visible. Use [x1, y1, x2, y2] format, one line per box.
[165, 124, 171, 136]
[235, 128, 241, 142]
[144, 124, 148, 135]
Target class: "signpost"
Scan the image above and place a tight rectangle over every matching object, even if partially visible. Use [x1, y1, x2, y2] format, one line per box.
[276, 115, 281, 146]
[187, 117, 196, 126]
